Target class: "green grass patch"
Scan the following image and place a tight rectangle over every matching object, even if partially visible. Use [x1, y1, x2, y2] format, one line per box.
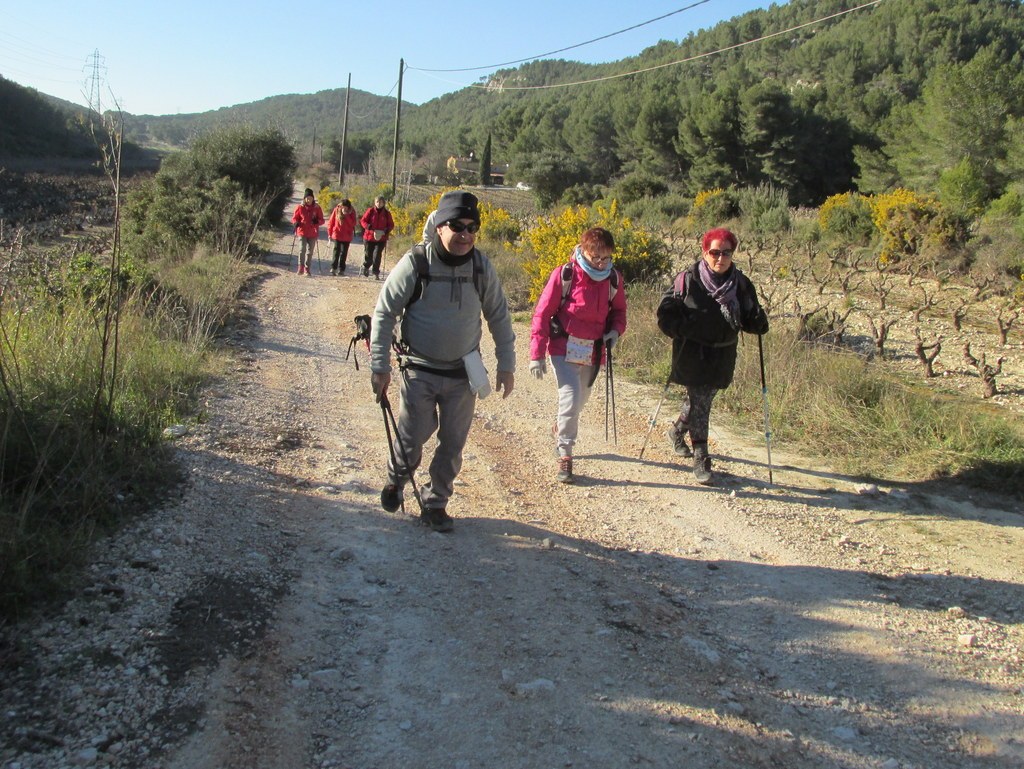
[615, 281, 1024, 495]
[0, 247, 248, 618]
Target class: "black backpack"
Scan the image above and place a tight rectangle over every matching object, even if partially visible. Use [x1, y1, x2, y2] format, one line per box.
[406, 243, 484, 306]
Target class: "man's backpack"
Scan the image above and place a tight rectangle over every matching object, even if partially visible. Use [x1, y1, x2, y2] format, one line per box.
[406, 244, 484, 306]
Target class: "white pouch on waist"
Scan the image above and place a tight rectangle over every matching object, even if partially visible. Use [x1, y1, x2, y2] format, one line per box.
[565, 334, 595, 365]
[462, 349, 492, 399]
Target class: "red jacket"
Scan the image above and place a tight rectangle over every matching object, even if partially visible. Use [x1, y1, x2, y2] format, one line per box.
[360, 205, 394, 243]
[530, 259, 627, 363]
[327, 205, 357, 242]
[292, 202, 324, 239]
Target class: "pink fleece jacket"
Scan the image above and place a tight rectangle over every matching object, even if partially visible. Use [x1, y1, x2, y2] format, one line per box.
[530, 260, 627, 363]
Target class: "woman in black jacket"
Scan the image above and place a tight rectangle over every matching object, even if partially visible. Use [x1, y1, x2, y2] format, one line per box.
[656, 227, 768, 484]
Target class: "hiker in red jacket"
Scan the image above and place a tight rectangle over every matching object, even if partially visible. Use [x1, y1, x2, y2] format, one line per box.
[327, 198, 357, 275]
[291, 188, 325, 276]
[360, 196, 394, 279]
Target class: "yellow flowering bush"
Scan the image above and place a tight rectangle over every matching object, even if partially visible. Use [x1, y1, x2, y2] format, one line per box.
[868, 188, 966, 265]
[818, 192, 875, 244]
[687, 187, 739, 231]
[523, 200, 669, 302]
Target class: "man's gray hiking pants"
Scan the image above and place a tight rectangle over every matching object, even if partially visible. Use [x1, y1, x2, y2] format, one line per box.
[388, 367, 476, 510]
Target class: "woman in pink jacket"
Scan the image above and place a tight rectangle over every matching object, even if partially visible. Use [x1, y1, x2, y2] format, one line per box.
[530, 227, 627, 483]
[327, 198, 357, 275]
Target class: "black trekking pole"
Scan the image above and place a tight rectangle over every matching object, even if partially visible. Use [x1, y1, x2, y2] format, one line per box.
[757, 334, 774, 484]
[379, 392, 425, 514]
[605, 346, 617, 445]
[289, 232, 297, 271]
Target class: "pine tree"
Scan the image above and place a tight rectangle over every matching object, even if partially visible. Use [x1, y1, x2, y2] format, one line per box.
[479, 133, 493, 187]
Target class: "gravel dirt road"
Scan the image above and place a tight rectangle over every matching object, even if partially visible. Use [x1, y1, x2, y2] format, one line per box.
[2, 209, 1023, 769]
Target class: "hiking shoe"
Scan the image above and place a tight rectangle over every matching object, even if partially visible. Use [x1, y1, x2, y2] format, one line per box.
[361, 267, 369, 277]
[556, 456, 574, 484]
[373, 272, 381, 280]
[380, 483, 403, 512]
[330, 269, 336, 275]
[421, 506, 454, 533]
[692, 444, 713, 485]
[668, 420, 693, 458]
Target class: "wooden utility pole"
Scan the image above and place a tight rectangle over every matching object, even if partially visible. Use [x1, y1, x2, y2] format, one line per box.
[339, 73, 351, 186]
[311, 127, 317, 164]
[391, 58, 404, 199]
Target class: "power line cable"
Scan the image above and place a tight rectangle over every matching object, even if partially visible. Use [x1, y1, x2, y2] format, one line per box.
[407, 0, 712, 74]
[347, 77, 401, 121]
[439, 0, 883, 93]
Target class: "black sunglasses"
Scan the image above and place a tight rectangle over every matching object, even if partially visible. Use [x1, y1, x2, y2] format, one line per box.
[444, 220, 480, 234]
[708, 249, 734, 258]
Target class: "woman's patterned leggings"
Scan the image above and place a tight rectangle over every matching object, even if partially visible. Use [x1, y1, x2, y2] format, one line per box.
[674, 384, 718, 444]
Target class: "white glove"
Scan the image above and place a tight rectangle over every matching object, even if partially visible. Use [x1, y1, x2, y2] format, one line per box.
[603, 330, 620, 350]
[529, 359, 546, 380]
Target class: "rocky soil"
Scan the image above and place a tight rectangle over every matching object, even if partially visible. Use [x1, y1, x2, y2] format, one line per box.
[1, 196, 1023, 769]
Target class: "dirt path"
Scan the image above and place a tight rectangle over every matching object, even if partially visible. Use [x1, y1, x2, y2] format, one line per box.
[2, 203, 1023, 769]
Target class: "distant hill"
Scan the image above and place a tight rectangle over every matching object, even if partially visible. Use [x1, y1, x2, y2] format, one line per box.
[0, 75, 99, 160]
[120, 88, 407, 150]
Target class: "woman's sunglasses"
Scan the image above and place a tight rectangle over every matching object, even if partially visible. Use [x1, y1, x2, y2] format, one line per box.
[707, 249, 734, 258]
[445, 220, 480, 234]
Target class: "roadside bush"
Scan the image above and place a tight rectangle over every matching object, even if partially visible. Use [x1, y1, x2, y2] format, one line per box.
[179, 125, 296, 225]
[124, 126, 294, 260]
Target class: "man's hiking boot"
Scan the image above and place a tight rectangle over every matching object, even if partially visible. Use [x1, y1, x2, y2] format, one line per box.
[692, 443, 713, 485]
[556, 456, 574, 484]
[380, 482, 403, 513]
[421, 506, 454, 533]
[668, 420, 693, 458]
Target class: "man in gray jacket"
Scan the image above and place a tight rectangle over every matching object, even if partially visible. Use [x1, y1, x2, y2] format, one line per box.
[370, 191, 515, 532]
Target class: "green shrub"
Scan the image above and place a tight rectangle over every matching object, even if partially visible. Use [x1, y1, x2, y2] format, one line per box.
[687, 188, 739, 231]
[818, 192, 875, 244]
[738, 183, 791, 235]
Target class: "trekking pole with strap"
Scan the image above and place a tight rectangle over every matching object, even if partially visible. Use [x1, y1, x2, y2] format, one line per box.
[289, 232, 297, 270]
[605, 345, 617, 445]
[757, 334, 774, 484]
[379, 391, 425, 515]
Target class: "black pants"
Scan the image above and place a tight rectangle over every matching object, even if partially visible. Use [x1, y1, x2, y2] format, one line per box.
[331, 240, 350, 271]
[362, 241, 386, 275]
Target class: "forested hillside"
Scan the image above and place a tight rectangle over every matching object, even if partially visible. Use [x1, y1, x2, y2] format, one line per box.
[120, 87, 406, 154]
[393, 0, 1024, 208]
[0, 76, 99, 159]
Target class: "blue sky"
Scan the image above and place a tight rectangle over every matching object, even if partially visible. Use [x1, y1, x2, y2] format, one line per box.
[1, 0, 775, 116]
